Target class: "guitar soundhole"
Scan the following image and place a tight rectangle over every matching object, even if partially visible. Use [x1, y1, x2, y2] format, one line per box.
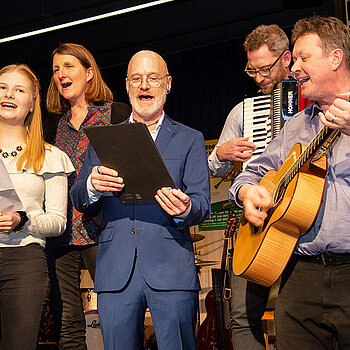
[274, 182, 286, 204]
[251, 206, 276, 235]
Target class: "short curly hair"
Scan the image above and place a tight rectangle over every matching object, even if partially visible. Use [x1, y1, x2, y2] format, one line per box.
[244, 24, 289, 55]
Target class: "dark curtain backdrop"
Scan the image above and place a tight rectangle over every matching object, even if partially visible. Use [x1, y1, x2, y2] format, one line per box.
[102, 35, 269, 141]
[42, 22, 295, 140]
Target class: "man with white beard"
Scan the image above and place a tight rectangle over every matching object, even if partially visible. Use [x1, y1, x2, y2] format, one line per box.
[71, 50, 211, 350]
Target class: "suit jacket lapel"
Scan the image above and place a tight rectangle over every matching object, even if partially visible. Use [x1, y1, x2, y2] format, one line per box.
[155, 115, 176, 155]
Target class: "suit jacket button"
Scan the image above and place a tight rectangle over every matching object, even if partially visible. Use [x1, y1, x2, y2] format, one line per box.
[131, 228, 135, 234]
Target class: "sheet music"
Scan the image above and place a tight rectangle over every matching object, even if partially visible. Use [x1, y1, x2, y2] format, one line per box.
[0, 158, 23, 212]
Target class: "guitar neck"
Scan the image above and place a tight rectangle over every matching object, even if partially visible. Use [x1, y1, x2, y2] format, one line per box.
[285, 96, 350, 184]
[220, 237, 229, 271]
[220, 217, 239, 270]
[282, 126, 339, 189]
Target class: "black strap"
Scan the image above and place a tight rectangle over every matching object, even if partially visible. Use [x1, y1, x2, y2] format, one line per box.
[43, 101, 131, 144]
[211, 268, 227, 349]
[110, 101, 131, 124]
[42, 113, 60, 144]
[13, 211, 29, 232]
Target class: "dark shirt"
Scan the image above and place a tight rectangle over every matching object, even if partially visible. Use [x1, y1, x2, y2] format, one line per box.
[46, 102, 112, 248]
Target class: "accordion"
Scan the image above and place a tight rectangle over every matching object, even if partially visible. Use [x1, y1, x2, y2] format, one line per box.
[242, 79, 300, 168]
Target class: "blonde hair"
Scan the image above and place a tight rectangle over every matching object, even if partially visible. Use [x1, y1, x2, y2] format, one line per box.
[244, 24, 289, 56]
[0, 64, 46, 172]
[46, 43, 113, 114]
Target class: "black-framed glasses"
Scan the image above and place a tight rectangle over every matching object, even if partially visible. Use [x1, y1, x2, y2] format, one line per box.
[127, 74, 169, 87]
[244, 51, 285, 78]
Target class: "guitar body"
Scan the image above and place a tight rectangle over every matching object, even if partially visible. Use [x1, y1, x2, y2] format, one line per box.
[233, 143, 328, 287]
[196, 290, 216, 350]
[196, 289, 233, 350]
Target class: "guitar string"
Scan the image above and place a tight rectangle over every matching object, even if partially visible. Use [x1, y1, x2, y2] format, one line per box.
[273, 95, 349, 204]
[273, 126, 338, 204]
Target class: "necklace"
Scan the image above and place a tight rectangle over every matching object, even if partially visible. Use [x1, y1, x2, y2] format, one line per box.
[133, 118, 160, 128]
[0, 145, 23, 158]
[145, 119, 159, 128]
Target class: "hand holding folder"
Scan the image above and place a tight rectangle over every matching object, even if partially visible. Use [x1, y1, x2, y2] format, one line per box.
[85, 123, 176, 202]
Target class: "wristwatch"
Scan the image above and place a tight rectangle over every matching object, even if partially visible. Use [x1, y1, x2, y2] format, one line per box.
[13, 211, 28, 232]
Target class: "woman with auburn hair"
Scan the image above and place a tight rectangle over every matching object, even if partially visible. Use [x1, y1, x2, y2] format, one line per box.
[44, 42, 130, 349]
[0, 63, 74, 350]
[46, 43, 113, 115]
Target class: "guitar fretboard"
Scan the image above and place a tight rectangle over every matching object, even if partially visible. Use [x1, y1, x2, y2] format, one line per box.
[276, 126, 340, 204]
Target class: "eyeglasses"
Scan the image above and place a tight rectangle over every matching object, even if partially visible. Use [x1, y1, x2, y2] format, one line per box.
[127, 74, 169, 88]
[244, 51, 285, 78]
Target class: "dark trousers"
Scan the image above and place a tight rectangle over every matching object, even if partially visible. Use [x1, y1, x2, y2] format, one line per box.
[0, 244, 49, 350]
[47, 244, 98, 350]
[275, 256, 350, 350]
[229, 271, 270, 350]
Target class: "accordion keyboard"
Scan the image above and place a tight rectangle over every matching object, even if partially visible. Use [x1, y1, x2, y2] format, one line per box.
[243, 95, 271, 168]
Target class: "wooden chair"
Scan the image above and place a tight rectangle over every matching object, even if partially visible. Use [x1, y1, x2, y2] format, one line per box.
[261, 278, 280, 349]
[262, 310, 275, 350]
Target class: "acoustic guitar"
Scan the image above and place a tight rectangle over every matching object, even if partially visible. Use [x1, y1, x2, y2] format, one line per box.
[233, 122, 341, 287]
[197, 216, 239, 350]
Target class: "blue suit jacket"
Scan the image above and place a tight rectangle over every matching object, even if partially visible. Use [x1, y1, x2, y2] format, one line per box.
[70, 115, 211, 292]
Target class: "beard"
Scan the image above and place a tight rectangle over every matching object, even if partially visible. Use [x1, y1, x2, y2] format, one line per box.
[128, 90, 167, 119]
[259, 83, 274, 95]
[258, 62, 288, 94]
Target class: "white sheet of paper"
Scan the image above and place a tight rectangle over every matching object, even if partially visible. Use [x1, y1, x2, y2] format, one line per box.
[0, 158, 23, 212]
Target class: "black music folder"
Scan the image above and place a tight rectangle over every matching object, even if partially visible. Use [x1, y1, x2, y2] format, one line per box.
[84, 123, 176, 202]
